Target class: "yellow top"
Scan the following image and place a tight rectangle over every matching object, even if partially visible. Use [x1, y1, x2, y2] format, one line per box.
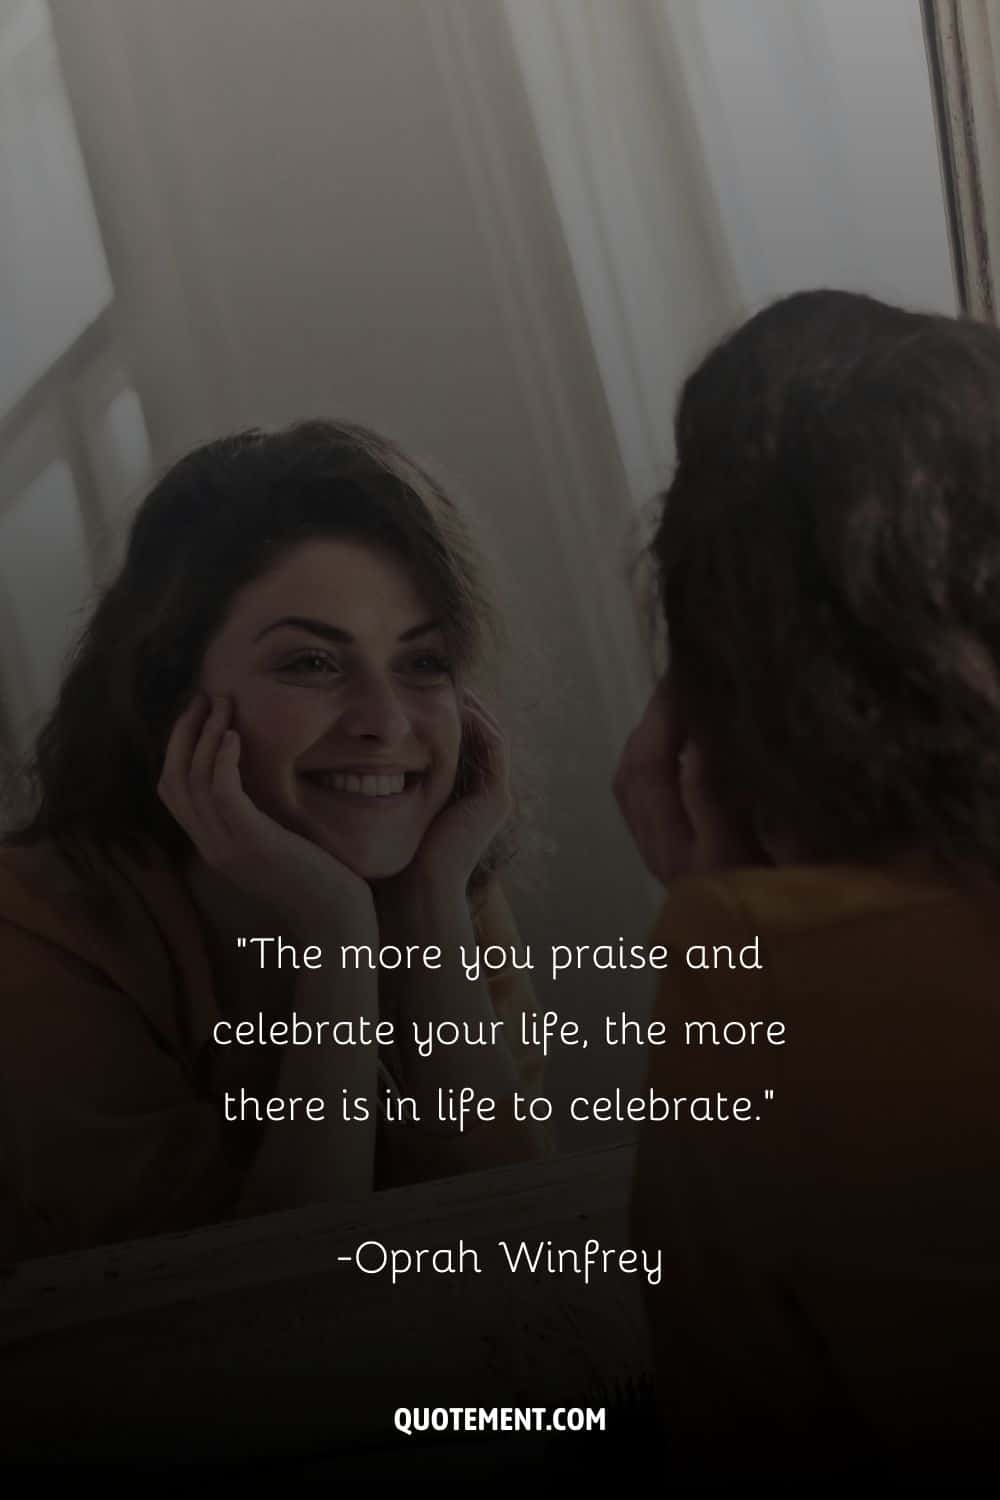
[632, 862, 1000, 1480]
[0, 840, 545, 1259]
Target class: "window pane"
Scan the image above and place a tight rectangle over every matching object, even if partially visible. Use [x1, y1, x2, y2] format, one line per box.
[0, 0, 113, 417]
[0, 458, 92, 721]
[93, 385, 153, 514]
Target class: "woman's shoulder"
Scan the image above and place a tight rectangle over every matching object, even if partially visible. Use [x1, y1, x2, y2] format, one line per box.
[0, 840, 109, 957]
[653, 859, 965, 945]
[649, 859, 1000, 1061]
[0, 839, 206, 1016]
[2, 836, 143, 920]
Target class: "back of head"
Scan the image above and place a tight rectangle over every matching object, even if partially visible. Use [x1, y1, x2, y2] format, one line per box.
[655, 289, 1000, 873]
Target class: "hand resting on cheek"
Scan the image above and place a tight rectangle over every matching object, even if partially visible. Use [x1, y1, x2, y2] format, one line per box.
[614, 674, 757, 886]
[383, 690, 514, 900]
[157, 692, 376, 935]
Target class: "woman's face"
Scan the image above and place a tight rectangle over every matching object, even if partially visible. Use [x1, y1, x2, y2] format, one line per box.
[198, 538, 463, 879]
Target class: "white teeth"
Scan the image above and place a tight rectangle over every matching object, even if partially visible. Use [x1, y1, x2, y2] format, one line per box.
[310, 771, 407, 797]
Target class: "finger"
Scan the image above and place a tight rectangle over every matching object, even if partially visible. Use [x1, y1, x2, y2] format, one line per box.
[680, 743, 748, 870]
[187, 695, 235, 839]
[462, 704, 510, 790]
[614, 721, 646, 794]
[159, 693, 208, 792]
[157, 693, 211, 831]
[209, 727, 260, 844]
[658, 671, 688, 757]
[636, 682, 682, 769]
[190, 695, 231, 787]
[454, 721, 513, 828]
[461, 689, 503, 736]
[613, 727, 694, 884]
[194, 728, 271, 869]
[455, 715, 491, 797]
[614, 715, 677, 810]
[462, 698, 508, 756]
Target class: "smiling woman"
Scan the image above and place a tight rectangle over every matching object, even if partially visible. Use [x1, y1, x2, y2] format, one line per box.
[199, 540, 465, 882]
[0, 421, 548, 1258]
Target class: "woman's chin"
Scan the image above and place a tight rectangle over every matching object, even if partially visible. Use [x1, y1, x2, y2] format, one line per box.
[268, 801, 426, 882]
[311, 835, 418, 884]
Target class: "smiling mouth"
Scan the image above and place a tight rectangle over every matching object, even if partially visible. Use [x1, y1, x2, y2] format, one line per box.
[300, 770, 422, 799]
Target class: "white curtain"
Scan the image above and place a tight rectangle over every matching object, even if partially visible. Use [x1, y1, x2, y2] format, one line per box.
[505, 0, 955, 507]
[923, 0, 1000, 321]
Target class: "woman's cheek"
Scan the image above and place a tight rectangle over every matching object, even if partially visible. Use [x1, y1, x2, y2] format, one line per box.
[230, 688, 303, 800]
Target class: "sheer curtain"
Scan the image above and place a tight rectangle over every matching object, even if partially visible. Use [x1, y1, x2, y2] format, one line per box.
[923, 0, 1000, 321]
[505, 0, 956, 504]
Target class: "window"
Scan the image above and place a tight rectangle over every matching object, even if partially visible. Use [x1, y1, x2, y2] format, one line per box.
[0, 0, 152, 759]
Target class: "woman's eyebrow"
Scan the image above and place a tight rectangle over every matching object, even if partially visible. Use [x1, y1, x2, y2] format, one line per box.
[255, 616, 352, 644]
[398, 619, 443, 642]
[254, 615, 442, 644]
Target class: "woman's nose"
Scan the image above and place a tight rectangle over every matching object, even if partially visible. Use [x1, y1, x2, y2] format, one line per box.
[337, 672, 412, 742]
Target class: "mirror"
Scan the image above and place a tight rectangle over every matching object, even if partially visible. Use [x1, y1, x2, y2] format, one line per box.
[0, 0, 956, 1250]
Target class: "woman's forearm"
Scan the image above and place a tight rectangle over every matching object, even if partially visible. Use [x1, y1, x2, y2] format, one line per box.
[237, 910, 380, 1214]
[375, 880, 521, 1119]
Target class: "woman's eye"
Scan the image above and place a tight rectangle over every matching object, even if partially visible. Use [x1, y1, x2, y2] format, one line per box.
[280, 650, 341, 677]
[400, 653, 453, 681]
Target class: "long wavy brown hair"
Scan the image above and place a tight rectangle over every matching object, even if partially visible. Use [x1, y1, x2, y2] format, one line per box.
[6, 419, 510, 884]
[654, 289, 1000, 873]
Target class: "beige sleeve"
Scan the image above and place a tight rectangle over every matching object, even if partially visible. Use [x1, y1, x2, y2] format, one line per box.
[0, 923, 243, 1258]
[473, 880, 546, 1097]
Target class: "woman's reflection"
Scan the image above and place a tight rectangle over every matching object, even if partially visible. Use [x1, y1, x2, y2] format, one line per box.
[0, 419, 546, 1259]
